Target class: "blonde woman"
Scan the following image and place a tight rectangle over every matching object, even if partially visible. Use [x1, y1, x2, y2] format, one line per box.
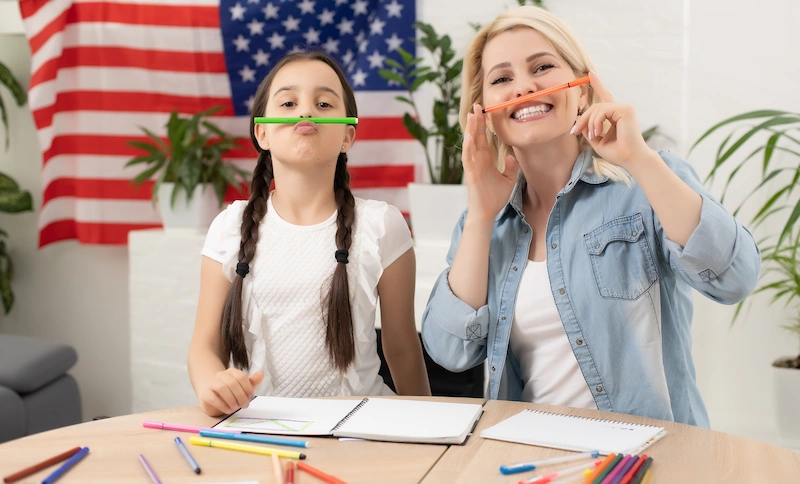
[420, 6, 760, 427]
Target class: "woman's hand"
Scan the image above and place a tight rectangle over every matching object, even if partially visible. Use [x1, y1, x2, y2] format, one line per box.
[198, 368, 264, 417]
[462, 103, 519, 222]
[572, 72, 653, 170]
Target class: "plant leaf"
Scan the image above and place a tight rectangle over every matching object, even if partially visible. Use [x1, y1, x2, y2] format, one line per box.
[0, 190, 33, 213]
[689, 110, 790, 155]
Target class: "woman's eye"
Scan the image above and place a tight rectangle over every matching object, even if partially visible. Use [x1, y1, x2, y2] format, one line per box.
[490, 76, 511, 85]
[534, 63, 555, 73]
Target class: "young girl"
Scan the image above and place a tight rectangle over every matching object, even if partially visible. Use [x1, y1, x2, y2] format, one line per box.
[189, 52, 431, 417]
[421, 6, 760, 427]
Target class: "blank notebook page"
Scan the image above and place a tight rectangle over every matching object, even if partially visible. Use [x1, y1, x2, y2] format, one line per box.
[480, 409, 665, 455]
[334, 398, 483, 442]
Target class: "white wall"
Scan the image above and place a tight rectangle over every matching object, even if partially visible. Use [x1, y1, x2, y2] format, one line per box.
[0, 0, 798, 446]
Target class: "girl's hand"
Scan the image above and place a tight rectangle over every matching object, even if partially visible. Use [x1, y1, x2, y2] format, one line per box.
[572, 72, 653, 170]
[198, 368, 264, 417]
[462, 103, 519, 222]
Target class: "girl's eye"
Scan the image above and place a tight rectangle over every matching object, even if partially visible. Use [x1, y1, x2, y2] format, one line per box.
[280, 101, 296, 108]
[318, 102, 332, 108]
[534, 63, 555, 73]
[490, 76, 511, 85]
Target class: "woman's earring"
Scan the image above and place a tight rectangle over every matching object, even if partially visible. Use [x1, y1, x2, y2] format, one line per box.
[577, 106, 585, 116]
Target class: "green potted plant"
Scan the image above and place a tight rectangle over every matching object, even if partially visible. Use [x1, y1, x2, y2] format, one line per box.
[690, 109, 800, 449]
[378, 20, 467, 249]
[0, 60, 33, 314]
[126, 107, 250, 231]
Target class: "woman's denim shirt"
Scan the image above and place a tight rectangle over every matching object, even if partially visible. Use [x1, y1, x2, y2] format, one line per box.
[420, 150, 761, 427]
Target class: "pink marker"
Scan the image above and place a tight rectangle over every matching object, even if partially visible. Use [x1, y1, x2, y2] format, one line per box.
[142, 421, 241, 434]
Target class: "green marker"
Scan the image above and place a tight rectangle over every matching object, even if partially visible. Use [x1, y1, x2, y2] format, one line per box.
[253, 117, 358, 125]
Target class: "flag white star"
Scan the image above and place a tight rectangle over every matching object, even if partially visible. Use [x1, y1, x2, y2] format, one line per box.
[282, 15, 301, 32]
[297, 0, 316, 15]
[352, 68, 368, 86]
[322, 37, 340, 54]
[336, 17, 354, 36]
[232, 34, 250, 52]
[302, 27, 321, 44]
[385, 32, 403, 51]
[239, 65, 257, 82]
[289, 45, 305, 54]
[367, 50, 386, 69]
[267, 31, 286, 50]
[244, 95, 255, 113]
[369, 17, 386, 36]
[341, 49, 354, 66]
[229, 2, 246, 21]
[385, 0, 403, 18]
[247, 0, 259, 4]
[252, 49, 271, 66]
[317, 8, 335, 26]
[350, 0, 368, 16]
[262, 2, 279, 20]
[335, 0, 348, 5]
[355, 30, 365, 44]
[358, 39, 368, 53]
[247, 18, 265, 36]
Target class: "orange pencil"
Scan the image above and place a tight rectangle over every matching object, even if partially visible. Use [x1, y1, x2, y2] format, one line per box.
[619, 455, 648, 484]
[482, 76, 590, 113]
[296, 461, 347, 484]
[583, 453, 617, 484]
[3, 447, 82, 483]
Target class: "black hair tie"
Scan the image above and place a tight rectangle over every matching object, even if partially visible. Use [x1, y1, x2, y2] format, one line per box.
[236, 262, 250, 278]
[335, 249, 349, 264]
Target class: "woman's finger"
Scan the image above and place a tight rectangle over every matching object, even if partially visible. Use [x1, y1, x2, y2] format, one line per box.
[589, 70, 615, 104]
[472, 104, 490, 152]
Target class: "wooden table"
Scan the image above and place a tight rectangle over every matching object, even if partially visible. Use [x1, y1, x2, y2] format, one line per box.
[2, 398, 799, 483]
[423, 400, 800, 483]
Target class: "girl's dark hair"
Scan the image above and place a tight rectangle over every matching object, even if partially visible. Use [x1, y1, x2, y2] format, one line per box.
[221, 51, 358, 372]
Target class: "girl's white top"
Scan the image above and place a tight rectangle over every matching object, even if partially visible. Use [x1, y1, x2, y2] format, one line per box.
[202, 196, 413, 398]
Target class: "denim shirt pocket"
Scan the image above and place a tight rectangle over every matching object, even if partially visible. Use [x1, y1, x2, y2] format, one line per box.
[583, 213, 658, 300]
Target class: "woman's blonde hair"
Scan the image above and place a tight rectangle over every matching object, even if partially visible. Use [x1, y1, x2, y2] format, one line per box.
[460, 6, 629, 183]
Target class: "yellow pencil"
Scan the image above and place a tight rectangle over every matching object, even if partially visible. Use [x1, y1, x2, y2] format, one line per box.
[189, 436, 306, 460]
[641, 468, 653, 484]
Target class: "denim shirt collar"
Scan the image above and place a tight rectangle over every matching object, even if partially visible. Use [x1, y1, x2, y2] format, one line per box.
[501, 150, 608, 220]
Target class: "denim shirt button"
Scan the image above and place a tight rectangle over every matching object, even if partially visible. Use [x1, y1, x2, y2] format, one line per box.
[596, 386, 603, 393]
[501, 316, 506, 321]
[632, 231, 638, 236]
[523, 228, 529, 233]
[513, 266, 518, 271]
[559, 288, 565, 295]
[576, 339, 583, 345]
[551, 243, 557, 249]
[492, 366, 496, 372]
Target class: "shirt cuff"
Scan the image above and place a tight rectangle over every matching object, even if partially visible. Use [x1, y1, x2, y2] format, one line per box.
[662, 194, 738, 282]
[425, 270, 490, 341]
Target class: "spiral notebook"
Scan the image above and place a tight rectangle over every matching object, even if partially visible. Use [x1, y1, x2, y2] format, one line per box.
[481, 410, 666, 455]
[214, 396, 484, 445]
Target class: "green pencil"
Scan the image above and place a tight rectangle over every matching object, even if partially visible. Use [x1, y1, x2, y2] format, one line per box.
[253, 117, 358, 125]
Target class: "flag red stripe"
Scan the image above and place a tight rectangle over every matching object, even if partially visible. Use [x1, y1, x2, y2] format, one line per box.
[33, 92, 237, 129]
[28, 7, 68, 54]
[41, 123, 412, 164]
[19, 0, 50, 19]
[31, 47, 228, 89]
[42, 165, 414, 205]
[39, 220, 162, 247]
[66, 3, 220, 28]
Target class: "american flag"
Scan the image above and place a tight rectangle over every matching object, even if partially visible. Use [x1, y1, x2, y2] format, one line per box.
[19, 0, 423, 246]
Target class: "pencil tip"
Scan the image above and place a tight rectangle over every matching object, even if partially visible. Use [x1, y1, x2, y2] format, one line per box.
[300, 454, 307, 460]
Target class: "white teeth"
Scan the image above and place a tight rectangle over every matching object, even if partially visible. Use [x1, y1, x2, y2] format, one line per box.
[512, 104, 552, 119]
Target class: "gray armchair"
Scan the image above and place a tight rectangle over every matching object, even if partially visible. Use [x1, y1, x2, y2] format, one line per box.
[0, 334, 82, 443]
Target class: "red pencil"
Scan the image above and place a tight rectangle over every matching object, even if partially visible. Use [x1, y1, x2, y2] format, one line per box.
[3, 447, 82, 483]
[296, 461, 347, 484]
[285, 461, 295, 484]
[619, 454, 648, 484]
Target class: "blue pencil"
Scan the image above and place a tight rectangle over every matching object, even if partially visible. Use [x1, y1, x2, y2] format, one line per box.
[174, 437, 201, 474]
[199, 429, 310, 448]
[41, 446, 89, 484]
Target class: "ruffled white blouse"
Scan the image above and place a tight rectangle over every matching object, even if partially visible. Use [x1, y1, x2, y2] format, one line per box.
[201, 196, 413, 397]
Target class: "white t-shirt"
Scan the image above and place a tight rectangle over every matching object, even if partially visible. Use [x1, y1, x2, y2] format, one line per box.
[510, 260, 598, 409]
[201, 196, 413, 398]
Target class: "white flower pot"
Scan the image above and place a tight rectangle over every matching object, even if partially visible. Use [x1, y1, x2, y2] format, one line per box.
[407, 182, 468, 245]
[773, 360, 800, 450]
[157, 183, 221, 232]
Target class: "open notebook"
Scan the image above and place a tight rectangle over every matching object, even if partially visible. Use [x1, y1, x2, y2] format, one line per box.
[214, 396, 484, 445]
[481, 410, 666, 455]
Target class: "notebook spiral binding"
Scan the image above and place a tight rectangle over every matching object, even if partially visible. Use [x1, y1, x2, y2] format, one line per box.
[331, 398, 370, 431]
[523, 409, 654, 429]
